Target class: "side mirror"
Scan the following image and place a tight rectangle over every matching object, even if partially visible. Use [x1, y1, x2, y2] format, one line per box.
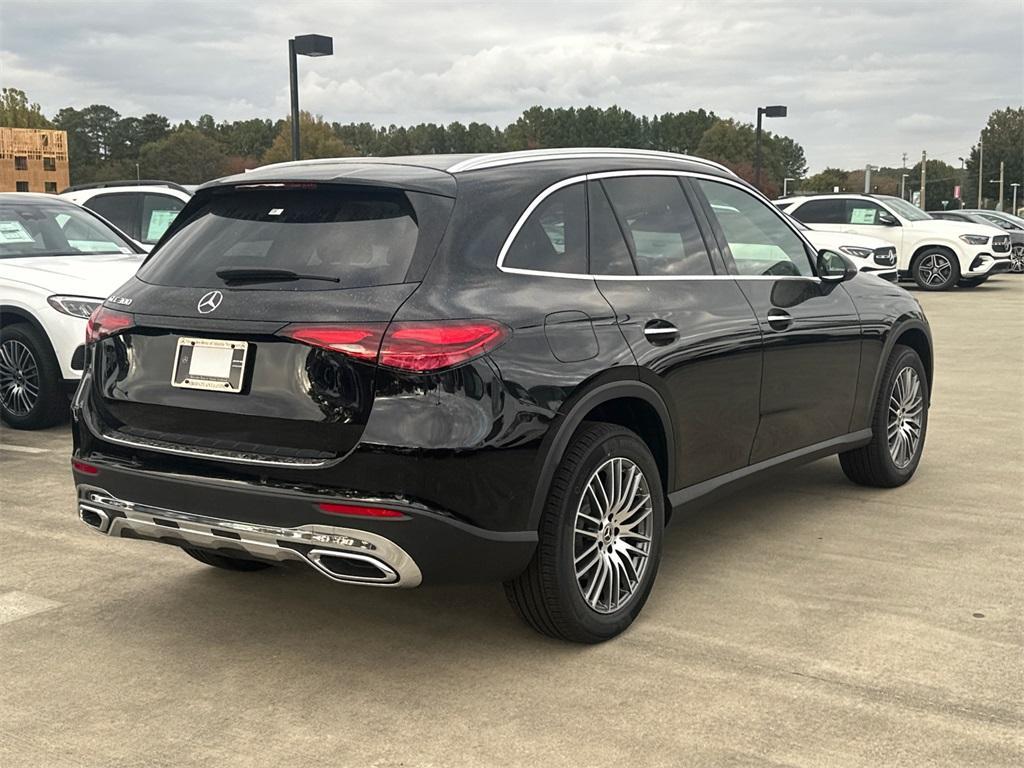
[817, 249, 858, 282]
[878, 211, 900, 226]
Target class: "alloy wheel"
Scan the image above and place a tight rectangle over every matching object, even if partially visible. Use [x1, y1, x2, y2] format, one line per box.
[918, 253, 953, 287]
[887, 366, 924, 469]
[573, 457, 653, 614]
[1010, 244, 1024, 273]
[0, 339, 40, 416]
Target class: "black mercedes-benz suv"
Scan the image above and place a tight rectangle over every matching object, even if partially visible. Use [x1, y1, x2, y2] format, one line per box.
[72, 149, 933, 642]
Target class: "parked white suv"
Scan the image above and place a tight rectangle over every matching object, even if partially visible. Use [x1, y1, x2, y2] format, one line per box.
[61, 180, 191, 252]
[785, 216, 898, 281]
[777, 194, 1012, 290]
[1, 193, 144, 428]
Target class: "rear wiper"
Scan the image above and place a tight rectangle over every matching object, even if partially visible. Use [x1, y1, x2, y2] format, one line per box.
[215, 267, 340, 284]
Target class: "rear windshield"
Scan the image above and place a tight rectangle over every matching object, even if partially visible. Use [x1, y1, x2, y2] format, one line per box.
[138, 187, 420, 289]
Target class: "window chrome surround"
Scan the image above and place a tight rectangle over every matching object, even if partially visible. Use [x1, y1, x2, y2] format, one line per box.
[495, 169, 822, 282]
[447, 148, 735, 176]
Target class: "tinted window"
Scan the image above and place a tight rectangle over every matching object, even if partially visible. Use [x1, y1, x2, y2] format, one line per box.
[0, 201, 135, 258]
[698, 179, 813, 277]
[588, 181, 635, 275]
[791, 198, 845, 224]
[601, 176, 713, 276]
[141, 193, 185, 244]
[86, 193, 140, 239]
[504, 183, 587, 274]
[138, 187, 420, 290]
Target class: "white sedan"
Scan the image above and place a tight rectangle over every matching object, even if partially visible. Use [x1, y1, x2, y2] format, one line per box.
[0, 193, 144, 429]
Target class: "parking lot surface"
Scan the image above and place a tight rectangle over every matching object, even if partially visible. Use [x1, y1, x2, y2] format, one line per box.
[1, 279, 1022, 768]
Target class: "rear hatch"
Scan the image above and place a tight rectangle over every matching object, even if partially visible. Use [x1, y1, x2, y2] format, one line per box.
[83, 182, 454, 466]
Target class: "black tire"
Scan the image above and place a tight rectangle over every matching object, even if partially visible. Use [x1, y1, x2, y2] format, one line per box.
[840, 345, 928, 487]
[1009, 245, 1024, 274]
[911, 247, 960, 290]
[0, 322, 66, 430]
[182, 546, 273, 572]
[504, 422, 665, 643]
[958, 277, 987, 288]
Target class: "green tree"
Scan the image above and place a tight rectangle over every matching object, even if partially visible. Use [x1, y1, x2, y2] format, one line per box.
[262, 112, 355, 163]
[139, 128, 229, 183]
[907, 158, 957, 211]
[804, 167, 850, 193]
[0, 87, 52, 128]
[964, 107, 1023, 210]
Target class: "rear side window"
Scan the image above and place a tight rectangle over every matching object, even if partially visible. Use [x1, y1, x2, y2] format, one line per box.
[86, 193, 140, 239]
[504, 183, 587, 274]
[588, 181, 635, 275]
[601, 176, 713, 276]
[790, 198, 845, 224]
[138, 187, 420, 289]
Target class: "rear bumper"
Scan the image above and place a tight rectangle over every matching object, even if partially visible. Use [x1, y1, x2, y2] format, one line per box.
[73, 462, 537, 586]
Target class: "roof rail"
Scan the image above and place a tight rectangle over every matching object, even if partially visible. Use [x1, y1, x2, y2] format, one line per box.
[61, 179, 191, 194]
[445, 148, 736, 176]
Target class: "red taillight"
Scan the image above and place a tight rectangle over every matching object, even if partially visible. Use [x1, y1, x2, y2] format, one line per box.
[317, 502, 406, 518]
[278, 324, 385, 362]
[280, 320, 509, 373]
[71, 459, 99, 475]
[85, 306, 134, 345]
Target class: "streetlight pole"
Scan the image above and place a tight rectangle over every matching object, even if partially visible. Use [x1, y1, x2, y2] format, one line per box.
[783, 177, 795, 196]
[1012, 182, 1020, 215]
[901, 173, 909, 200]
[997, 161, 1005, 211]
[864, 164, 876, 194]
[754, 104, 787, 191]
[288, 34, 334, 161]
[977, 132, 984, 208]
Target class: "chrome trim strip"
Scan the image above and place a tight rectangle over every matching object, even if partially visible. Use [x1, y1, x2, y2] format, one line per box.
[97, 427, 332, 468]
[446, 148, 735, 176]
[495, 169, 822, 283]
[78, 487, 422, 587]
[642, 327, 679, 335]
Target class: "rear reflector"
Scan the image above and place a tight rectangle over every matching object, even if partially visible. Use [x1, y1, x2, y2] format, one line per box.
[317, 502, 406, 518]
[71, 459, 99, 475]
[86, 306, 134, 345]
[280, 320, 509, 373]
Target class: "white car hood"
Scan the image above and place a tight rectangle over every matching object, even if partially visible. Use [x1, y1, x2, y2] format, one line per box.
[906, 218, 1004, 237]
[0, 253, 143, 298]
[802, 228, 891, 250]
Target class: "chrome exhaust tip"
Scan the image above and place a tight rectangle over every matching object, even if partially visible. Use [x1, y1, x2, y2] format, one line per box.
[306, 549, 400, 584]
[79, 504, 110, 533]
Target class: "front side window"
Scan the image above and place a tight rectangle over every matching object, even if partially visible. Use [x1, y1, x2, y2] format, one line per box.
[791, 198, 846, 224]
[846, 200, 887, 225]
[504, 183, 587, 274]
[600, 176, 713, 276]
[697, 179, 813, 277]
[141, 194, 186, 244]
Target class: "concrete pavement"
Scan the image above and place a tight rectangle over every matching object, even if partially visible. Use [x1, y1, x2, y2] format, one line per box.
[1, 278, 1022, 767]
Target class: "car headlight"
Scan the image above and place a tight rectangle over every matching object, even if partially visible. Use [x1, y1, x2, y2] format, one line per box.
[47, 295, 104, 319]
[959, 234, 990, 245]
[839, 246, 873, 259]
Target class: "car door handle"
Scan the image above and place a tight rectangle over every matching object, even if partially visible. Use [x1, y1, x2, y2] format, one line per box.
[766, 308, 793, 331]
[643, 321, 679, 345]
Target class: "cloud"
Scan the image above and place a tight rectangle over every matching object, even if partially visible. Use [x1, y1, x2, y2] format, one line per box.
[1, 0, 1020, 171]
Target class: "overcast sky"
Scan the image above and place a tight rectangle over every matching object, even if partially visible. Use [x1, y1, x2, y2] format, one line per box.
[2, 0, 1020, 171]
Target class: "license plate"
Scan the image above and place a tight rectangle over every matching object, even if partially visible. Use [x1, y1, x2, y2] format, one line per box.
[172, 337, 248, 393]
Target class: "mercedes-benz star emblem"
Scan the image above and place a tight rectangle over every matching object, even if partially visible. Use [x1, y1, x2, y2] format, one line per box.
[197, 290, 223, 314]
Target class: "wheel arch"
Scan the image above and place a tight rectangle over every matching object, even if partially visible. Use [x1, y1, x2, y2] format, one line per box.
[1, 305, 52, 346]
[908, 241, 962, 270]
[527, 375, 674, 530]
[871, 319, 934, 410]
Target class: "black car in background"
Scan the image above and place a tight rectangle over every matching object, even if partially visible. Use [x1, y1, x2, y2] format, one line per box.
[71, 149, 932, 642]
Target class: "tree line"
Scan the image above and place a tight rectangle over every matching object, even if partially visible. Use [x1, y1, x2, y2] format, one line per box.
[1, 88, 1019, 210]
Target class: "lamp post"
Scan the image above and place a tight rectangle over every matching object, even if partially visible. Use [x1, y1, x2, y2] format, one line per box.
[288, 34, 334, 161]
[1012, 182, 1020, 215]
[754, 104, 787, 191]
[901, 173, 909, 200]
[783, 177, 795, 196]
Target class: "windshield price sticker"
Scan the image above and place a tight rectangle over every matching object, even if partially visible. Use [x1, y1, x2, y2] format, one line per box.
[0, 220, 36, 244]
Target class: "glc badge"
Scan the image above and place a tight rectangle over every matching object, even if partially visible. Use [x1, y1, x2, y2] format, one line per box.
[197, 290, 223, 314]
